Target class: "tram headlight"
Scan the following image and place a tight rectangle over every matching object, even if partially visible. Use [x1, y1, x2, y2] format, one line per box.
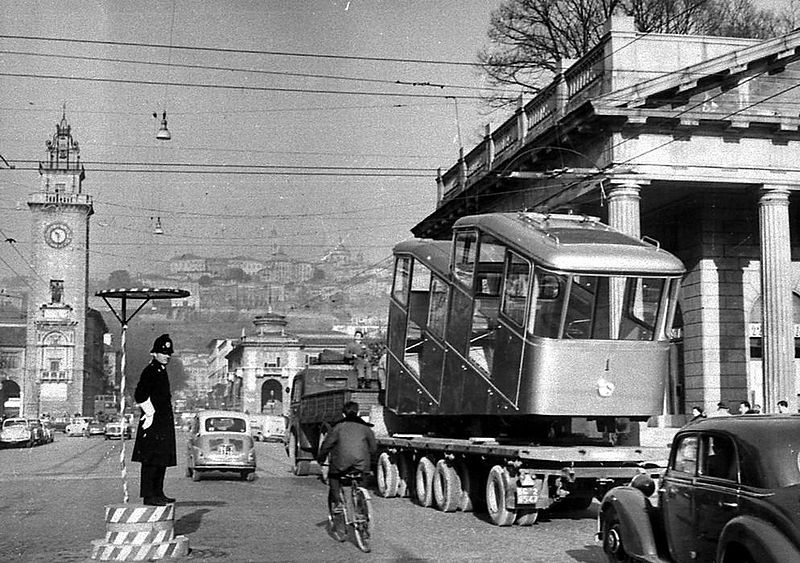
[596, 377, 615, 398]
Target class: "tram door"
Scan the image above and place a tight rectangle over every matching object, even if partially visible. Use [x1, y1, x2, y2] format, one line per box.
[490, 250, 530, 406]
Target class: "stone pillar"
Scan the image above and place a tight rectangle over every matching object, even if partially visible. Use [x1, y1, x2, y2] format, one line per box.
[758, 185, 795, 412]
[606, 180, 642, 238]
[606, 180, 642, 339]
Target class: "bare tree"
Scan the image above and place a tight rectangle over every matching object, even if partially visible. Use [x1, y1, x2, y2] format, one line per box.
[478, 0, 793, 107]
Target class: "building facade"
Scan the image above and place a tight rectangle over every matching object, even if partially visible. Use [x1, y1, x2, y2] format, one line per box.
[415, 17, 800, 416]
[225, 313, 352, 416]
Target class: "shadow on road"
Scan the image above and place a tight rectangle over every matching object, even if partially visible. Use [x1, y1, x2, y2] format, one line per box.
[174, 505, 224, 535]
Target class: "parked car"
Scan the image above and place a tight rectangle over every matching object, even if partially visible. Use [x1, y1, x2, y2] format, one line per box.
[65, 417, 91, 437]
[0, 418, 35, 448]
[597, 415, 800, 563]
[249, 414, 286, 443]
[52, 417, 69, 433]
[104, 421, 132, 440]
[87, 419, 106, 436]
[186, 410, 256, 481]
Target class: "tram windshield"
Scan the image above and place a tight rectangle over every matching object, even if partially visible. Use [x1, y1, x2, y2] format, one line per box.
[531, 270, 668, 341]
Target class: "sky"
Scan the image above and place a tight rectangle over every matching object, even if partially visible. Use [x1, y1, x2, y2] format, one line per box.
[0, 0, 792, 282]
[0, 0, 506, 279]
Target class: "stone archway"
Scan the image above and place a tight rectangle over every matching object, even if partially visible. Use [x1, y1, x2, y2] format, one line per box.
[0, 379, 21, 417]
[261, 378, 283, 415]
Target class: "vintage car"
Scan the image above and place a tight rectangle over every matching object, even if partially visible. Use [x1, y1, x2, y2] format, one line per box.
[52, 417, 69, 433]
[104, 421, 132, 440]
[87, 419, 106, 436]
[249, 414, 286, 443]
[65, 417, 91, 437]
[597, 415, 800, 563]
[0, 418, 35, 448]
[186, 410, 256, 481]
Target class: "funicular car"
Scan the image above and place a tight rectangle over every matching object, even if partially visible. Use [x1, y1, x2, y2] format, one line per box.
[597, 415, 800, 562]
[186, 410, 256, 481]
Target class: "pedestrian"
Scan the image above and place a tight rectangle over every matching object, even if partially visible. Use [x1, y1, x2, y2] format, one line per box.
[708, 401, 731, 417]
[777, 400, 791, 414]
[738, 400, 757, 414]
[344, 330, 372, 389]
[132, 334, 177, 506]
[690, 405, 705, 422]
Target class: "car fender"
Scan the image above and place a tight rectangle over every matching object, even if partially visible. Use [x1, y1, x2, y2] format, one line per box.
[599, 486, 661, 559]
[718, 515, 800, 563]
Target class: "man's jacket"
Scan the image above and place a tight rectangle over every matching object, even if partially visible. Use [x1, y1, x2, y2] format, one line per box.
[318, 413, 377, 475]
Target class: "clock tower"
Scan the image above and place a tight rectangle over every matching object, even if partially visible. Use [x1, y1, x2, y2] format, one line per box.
[23, 111, 94, 417]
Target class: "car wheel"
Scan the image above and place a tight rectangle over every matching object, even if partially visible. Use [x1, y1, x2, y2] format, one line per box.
[601, 508, 633, 562]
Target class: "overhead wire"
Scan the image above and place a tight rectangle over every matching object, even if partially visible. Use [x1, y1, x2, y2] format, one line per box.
[0, 34, 479, 67]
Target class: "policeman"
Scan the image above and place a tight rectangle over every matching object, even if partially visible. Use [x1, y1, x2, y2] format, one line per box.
[132, 334, 177, 506]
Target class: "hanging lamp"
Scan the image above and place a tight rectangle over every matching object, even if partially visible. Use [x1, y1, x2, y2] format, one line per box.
[156, 111, 171, 141]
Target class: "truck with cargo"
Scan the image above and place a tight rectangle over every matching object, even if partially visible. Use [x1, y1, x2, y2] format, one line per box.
[288, 212, 686, 526]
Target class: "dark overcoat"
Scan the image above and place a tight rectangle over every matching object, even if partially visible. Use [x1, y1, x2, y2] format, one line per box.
[131, 359, 177, 467]
[317, 413, 376, 475]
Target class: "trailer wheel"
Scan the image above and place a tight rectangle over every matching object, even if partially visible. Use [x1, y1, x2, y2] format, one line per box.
[415, 456, 436, 507]
[433, 460, 461, 512]
[515, 508, 539, 526]
[455, 463, 474, 512]
[377, 452, 399, 498]
[486, 465, 516, 526]
[396, 454, 412, 498]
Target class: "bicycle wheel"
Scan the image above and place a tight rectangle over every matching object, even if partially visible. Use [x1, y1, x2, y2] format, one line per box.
[352, 487, 372, 553]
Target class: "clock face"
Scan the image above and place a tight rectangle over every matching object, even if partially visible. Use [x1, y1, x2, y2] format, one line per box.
[45, 223, 72, 249]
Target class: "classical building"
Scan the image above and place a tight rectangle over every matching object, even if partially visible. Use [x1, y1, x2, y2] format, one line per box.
[415, 16, 800, 415]
[23, 113, 107, 417]
[225, 313, 352, 416]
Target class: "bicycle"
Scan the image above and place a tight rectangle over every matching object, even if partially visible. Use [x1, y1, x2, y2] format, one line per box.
[328, 470, 373, 553]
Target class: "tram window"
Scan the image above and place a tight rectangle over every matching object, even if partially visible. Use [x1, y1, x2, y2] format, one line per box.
[453, 231, 477, 287]
[428, 276, 448, 338]
[411, 261, 431, 292]
[563, 276, 597, 339]
[531, 271, 566, 338]
[404, 317, 424, 376]
[392, 256, 412, 307]
[620, 277, 664, 340]
[502, 252, 530, 327]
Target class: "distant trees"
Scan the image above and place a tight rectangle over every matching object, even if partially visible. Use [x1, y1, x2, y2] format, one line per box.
[478, 0, 795, 106]
[108, 270, 133, 288]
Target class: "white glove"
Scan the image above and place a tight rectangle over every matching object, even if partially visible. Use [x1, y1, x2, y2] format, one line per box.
[139, 399, 155, 430]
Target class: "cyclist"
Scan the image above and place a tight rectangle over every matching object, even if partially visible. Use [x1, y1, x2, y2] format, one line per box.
[317, 401, 377, 540]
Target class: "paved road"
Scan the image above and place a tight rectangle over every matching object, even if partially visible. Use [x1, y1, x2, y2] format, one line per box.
[0, 432, 606, 562]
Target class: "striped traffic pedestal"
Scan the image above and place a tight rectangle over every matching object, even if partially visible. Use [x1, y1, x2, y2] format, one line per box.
[90, 503, 189, 561]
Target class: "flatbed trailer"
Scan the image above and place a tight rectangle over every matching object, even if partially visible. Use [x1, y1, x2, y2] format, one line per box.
[373, 433, 670, 525]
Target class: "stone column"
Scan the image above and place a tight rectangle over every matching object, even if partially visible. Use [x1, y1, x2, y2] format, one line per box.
[758, 185, 795, 412]
[606, 180, 642, 238]
[606, 180, 642, 338]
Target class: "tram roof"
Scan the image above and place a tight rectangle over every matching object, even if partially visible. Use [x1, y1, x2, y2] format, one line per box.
[393, 239, 452, 276]
[454, 212, 686, 275]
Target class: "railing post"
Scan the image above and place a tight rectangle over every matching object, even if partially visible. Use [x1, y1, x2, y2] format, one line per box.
[485, 124, 495, 169]
[458, 147, 467, 190]
[515, 94, 528, 144]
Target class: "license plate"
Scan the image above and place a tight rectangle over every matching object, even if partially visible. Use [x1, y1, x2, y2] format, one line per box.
[219, 445, 233, 456]
[516, 486, 538, 506]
